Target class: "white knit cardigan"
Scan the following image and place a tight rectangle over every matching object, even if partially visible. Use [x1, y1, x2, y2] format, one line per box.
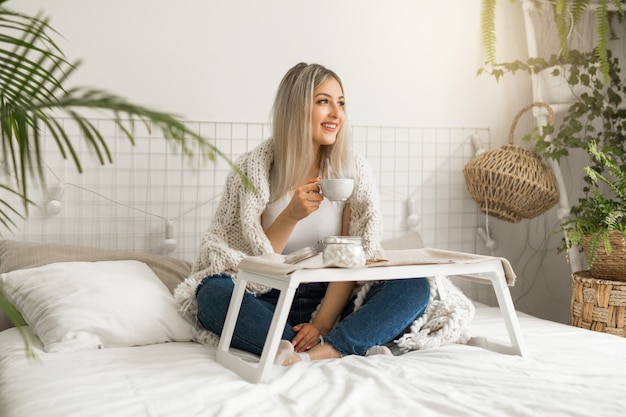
[174, 138, 474, 351]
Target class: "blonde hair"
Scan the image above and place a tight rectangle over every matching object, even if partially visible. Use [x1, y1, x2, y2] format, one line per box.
[269, 62, 354, 200]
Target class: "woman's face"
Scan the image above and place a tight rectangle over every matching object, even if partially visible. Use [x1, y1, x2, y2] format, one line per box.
[311, 77, 345, 148]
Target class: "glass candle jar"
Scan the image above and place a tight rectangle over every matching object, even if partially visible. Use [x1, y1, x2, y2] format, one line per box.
[321, 236, 366, 268]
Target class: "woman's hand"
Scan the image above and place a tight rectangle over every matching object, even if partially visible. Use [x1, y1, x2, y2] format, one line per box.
[291, 323, 323, 352]
[264, 177, 322, 254]
[284, 177, 323, 222]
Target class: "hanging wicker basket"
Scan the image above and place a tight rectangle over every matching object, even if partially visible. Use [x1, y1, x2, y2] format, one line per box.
[463, 102, 559, 223]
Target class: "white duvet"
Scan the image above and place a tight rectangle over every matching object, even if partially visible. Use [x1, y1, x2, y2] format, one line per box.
[1, 305, 625, 417]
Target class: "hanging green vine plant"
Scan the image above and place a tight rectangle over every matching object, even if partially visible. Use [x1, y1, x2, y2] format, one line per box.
[482, 0, 498, 66]
[481, 0, 624, 80]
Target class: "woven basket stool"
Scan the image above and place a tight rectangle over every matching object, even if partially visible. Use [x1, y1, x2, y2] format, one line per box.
[571, 271, 626, 337]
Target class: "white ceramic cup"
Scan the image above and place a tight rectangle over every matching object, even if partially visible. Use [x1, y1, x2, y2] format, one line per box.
[318, 179, 354, 201]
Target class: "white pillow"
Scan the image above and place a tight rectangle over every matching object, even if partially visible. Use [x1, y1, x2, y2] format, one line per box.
[0, 260, 195, 352]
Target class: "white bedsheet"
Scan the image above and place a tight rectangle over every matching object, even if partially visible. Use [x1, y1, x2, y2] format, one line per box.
[1, 305, 625, 417]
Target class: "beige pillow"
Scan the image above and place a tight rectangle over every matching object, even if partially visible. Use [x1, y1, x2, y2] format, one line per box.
[0, 240, 192, 331]
[381, 231, 425, 250]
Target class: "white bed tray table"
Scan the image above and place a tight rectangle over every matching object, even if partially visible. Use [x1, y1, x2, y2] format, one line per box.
[216, 248, 525, 383]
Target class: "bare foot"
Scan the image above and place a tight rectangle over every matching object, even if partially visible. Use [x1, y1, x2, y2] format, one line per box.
[274, 340, 342, 366]
[305, 342, 342, 361]
[274, 340, 294, 365]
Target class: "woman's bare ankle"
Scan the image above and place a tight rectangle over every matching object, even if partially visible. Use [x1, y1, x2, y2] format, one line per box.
[277, 342, 342, 366]
[307, 343, 342, 361]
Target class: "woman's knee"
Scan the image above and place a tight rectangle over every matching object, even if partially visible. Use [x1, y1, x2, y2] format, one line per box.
[196, 275, 234, 302]
[378, 277, 429, 298]
[406, 277, 430, 301]
[376, 278, 431, 316]
[195, 275, 234, 331]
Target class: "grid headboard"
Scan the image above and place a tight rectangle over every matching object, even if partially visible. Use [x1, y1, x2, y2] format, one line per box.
[2, 119, 490, 262]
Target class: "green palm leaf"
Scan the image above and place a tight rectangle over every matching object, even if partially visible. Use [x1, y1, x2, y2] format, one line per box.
[0, 2, 249, 350]
[0, 5, 241, 233]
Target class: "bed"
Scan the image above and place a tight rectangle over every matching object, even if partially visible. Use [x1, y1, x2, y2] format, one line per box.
[1, 239, 626, 417]
[2, 120, 626, 416]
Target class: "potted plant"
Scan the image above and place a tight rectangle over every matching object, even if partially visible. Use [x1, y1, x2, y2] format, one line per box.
[561, 142, 626, 281]
[478, 0, 626, 281]
[480, 47, 626, 270]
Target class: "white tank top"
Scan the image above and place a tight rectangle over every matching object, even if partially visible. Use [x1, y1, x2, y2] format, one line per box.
[261, 193, 345, 254]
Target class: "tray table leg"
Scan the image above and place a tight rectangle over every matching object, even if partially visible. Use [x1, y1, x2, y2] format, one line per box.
[462, 271, 527, 357]
[216, 271, 298, 383]
[490, 273, 527, 356]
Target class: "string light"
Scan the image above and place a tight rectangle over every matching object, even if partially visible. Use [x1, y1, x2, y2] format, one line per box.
[477, 226, 498, 252]
[163, 219, 177, 253]
[470, 133, 485, 156]
[406, 197, 420, 229]
[44, 181, 220, 256]
[45, 183, 65, 216]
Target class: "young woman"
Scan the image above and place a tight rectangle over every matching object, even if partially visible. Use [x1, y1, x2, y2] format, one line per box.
[174, 62, 431, 365]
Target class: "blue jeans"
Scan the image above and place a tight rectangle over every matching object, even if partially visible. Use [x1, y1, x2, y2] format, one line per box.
[195, 274, 430, 356]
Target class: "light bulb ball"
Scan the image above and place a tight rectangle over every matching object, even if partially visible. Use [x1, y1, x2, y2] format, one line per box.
[486, 239, 498, 251]
[163, 238, 177, 253]
[556, 208, 570, 220]
[407, 214, 420, 228]
[46, 200, 63, 216]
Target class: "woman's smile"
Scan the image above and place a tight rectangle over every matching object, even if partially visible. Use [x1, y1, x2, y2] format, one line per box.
[311, 77, 345, 147]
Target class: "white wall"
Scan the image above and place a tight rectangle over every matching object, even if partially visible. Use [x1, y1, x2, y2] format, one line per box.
[14, 0, 531, 127]
[13, 0, 583, 323]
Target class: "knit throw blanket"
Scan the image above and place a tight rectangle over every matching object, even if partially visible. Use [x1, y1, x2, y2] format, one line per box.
[394, 276, 475, 351]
